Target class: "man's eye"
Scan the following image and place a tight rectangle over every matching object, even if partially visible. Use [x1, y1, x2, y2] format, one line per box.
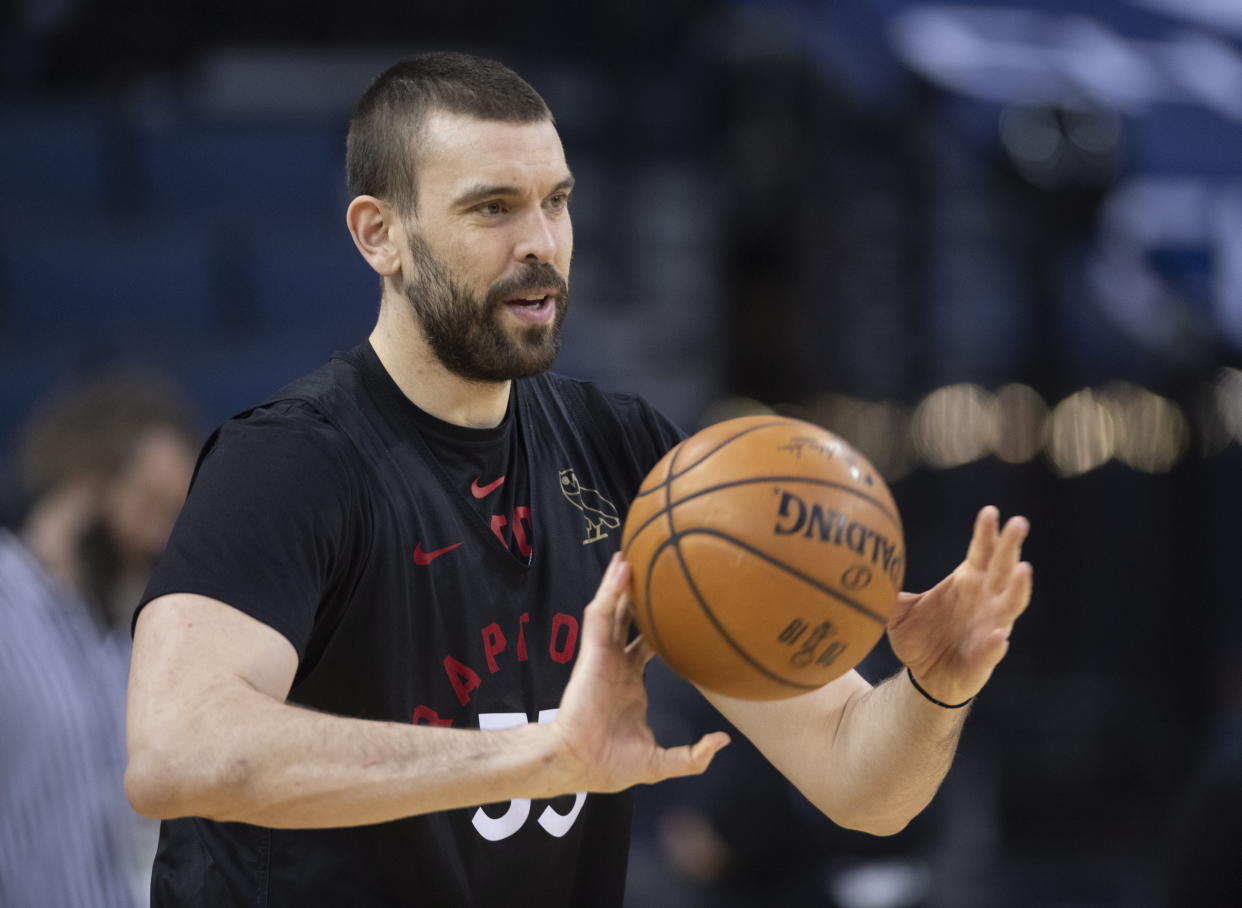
[547, 193, 570, 210]
[479, 201, 506, 216]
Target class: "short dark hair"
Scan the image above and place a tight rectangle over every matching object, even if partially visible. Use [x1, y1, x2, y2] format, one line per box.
[18, 368, 199, 501]
[346, 52, 553, 214]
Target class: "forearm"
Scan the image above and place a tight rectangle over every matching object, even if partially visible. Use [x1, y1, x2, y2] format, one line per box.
[818, 671, 967, 835]
[127, 562, 730, 832]
[126, 680, 567, 829]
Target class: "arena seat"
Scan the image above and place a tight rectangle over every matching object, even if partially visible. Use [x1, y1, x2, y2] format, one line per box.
[135, 119, 347, 217]
[243, 216, 375, 340]
[0, 106, 113, 213]
[0, 214, 219, 342]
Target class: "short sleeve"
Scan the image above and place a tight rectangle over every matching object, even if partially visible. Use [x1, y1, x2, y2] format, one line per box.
[137, 400, 360, 660]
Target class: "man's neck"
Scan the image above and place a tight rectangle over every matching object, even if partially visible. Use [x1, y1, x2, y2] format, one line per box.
[369, 301, 511, 429]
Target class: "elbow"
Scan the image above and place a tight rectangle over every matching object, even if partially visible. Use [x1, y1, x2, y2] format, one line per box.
[816, 795, 916, 838]
[125, 749, 185, 819]
[125, 745, 247, 821]
[835, 814, 911, 837]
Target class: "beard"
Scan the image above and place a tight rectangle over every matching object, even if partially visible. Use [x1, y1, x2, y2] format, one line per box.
[403, 233, 570, 383]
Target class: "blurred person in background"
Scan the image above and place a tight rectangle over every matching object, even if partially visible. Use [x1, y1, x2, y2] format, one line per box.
[0, 369, 199, 908]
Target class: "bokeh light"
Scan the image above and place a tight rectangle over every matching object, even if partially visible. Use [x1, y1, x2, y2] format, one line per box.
[805, 393, 915, 481]
[993, 383, 1049, 464]
[1194, 378, 1232, 456]
[1216, 366, 1242, 442]
[1102, 381, 1188, 473]
[1046, 389, 1116, 477]
[911, 383, 997, 469]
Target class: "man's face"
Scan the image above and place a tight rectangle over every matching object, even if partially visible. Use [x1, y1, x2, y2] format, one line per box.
[399, 112, 574, 382]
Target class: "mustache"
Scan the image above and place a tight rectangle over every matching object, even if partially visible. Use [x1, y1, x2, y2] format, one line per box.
[486, 263, 568, 305]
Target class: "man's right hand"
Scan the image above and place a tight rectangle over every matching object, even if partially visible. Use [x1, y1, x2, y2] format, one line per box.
[547, 553, 730, 794]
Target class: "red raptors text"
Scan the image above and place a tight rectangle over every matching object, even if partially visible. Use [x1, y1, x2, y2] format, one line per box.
[411, 609, 580, 727]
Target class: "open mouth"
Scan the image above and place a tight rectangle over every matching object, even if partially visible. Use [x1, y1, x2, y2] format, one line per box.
[508, 294, 550, 309]
[501, 292, 555, 323]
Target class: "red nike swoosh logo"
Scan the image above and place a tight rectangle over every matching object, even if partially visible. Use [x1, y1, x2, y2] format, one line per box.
[413, 541, 464, 566]
[470, 475, 506, 499]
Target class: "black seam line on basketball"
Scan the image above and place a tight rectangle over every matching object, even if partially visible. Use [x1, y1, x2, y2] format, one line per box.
[656, 533, 823, 691]
[661, 440, 813, 690]
[632, 419, 801, 499]
[641, 544, 669, 662]
[624, 474, 901, 556]
[667, 527, 889, 626]
[622, 451, 674, 558]
[640, 424, 683, 660]
[663, 425, 817, 693]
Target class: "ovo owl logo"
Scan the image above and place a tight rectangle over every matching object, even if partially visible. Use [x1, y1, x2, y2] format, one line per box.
[558, 468, 620, 544]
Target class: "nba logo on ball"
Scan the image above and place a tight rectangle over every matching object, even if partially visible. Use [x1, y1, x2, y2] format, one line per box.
[622, 416, 905, 701]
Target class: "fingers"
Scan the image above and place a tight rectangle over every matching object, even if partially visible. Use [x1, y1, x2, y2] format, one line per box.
[649, 732, 731, 783]
[624, 633, 657, 668]
[584, 553, 632, 646]
[1001, 561, 1033, 621]
[965, 506, 999, 570]
[977, 562, 1032, 660]
[594, 552, 628, 600]
[986, 515, 1029, 593]
[887, 590, 921, 630]
[613, 591, 634, 647]
[975, 627, 1011, 668]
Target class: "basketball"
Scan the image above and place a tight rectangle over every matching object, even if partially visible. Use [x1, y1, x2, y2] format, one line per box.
[621, 415, 905, 701]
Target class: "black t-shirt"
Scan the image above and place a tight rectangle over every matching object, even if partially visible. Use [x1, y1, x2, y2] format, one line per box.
[138, 342, 684, 908]
[406, 389, 531, 562]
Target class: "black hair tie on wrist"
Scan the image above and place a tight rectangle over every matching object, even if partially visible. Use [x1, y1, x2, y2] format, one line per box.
[906, 667, 973, 709]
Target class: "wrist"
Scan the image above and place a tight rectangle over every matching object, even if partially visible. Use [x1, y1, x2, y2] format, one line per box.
[514, 718, 586, 799]
[904, 667, 973, 710]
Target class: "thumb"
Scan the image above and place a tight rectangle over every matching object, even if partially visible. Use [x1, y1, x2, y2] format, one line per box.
[581, 554, 630, 646]
[648, 732, 731, 784]
[890, 591, 921, 624]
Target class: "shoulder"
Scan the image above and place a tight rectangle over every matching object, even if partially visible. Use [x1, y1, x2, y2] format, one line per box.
[527, 372, 686, 474]
[206, 399, 356, 472]
[534, 372, 680, 433]
[190, 394, 366, 517]
[202, 348, 372, 476]
[218, 397, 342, 440]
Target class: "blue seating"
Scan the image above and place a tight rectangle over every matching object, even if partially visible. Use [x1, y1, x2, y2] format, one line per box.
[243, 216, 376, 340]
[175, 332, 359, 427]
[0, 106, 112, 213]
[136, 120, 347, 217]
[0, 215, 218, 342]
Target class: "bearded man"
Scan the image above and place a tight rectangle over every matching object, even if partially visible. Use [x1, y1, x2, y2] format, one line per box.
[126, 52, 1033, 907]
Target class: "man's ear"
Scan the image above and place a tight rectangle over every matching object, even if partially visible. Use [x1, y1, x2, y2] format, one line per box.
[346, 196, 403, 277]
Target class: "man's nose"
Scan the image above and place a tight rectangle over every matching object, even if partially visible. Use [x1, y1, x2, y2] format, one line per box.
[513, 208, 558, 264]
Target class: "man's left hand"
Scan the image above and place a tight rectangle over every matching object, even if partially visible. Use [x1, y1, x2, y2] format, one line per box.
[887, 506, 1032, 707]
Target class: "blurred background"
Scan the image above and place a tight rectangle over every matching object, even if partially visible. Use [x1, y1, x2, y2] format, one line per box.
[2, 1, 1240, 906]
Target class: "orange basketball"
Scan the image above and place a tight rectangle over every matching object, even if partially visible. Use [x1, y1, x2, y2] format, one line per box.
[621, 415, 905, 701]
